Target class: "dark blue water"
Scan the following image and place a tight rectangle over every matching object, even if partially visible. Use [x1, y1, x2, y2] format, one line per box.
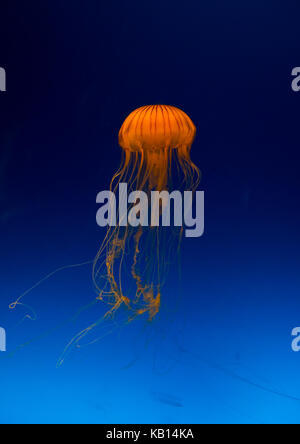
[1, 0, 300, 424]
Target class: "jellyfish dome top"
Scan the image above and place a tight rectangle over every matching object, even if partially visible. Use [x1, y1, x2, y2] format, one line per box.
[118, 105, 198, 191]
[119, 105, 196, 150]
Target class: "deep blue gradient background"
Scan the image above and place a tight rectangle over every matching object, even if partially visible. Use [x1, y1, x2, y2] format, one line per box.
[1, 0, 300, 424]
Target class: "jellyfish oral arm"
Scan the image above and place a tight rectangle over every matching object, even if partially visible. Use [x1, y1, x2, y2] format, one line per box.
[96, 184, 204, 238]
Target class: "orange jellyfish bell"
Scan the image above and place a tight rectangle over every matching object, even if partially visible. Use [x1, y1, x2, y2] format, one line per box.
[119, 105, 196, 151]
[118, 105, 198, 190]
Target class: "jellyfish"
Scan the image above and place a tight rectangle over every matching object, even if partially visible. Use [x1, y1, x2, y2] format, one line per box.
[8, 105, 200, 364]
[93, 105, 200, 324]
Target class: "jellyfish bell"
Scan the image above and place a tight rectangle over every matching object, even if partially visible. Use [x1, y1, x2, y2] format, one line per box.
[119, 105, 196, 151]
[118, 105, 199, 191]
